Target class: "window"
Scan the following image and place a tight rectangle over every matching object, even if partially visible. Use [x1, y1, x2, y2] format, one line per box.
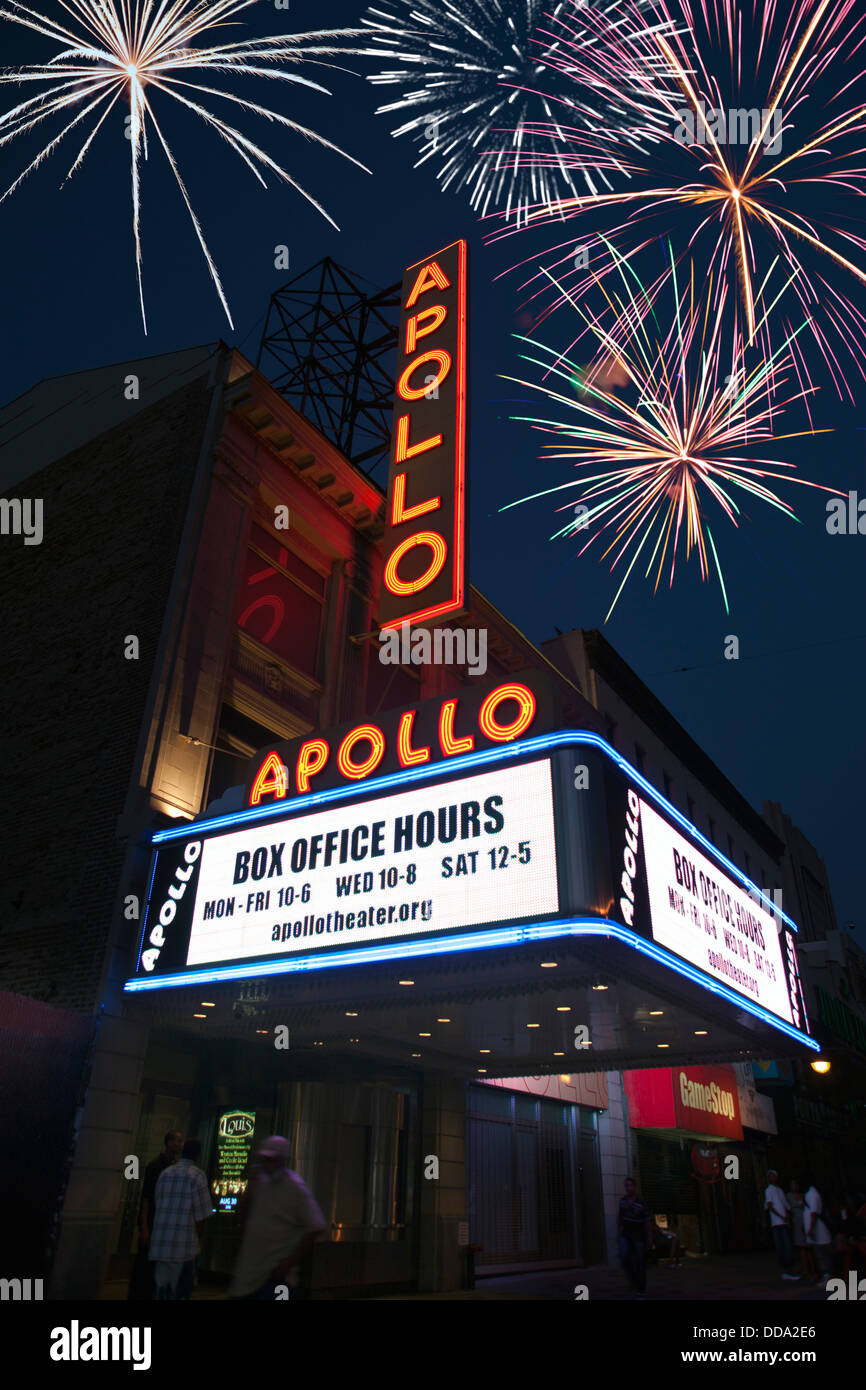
[634, 743, 646, 775]
[708, 816, 716, 845]
[728, 834, 736, 862]
[663, 772, 674, 801]
[745, 852, 752, 879]
[687, 796, 696, 825]
[236, 523, 326, 678]
[605, 718, 617, 748]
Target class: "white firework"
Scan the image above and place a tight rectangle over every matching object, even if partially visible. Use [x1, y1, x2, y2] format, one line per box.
[0, 0, 369, 330]
[363, 0, 659, 224]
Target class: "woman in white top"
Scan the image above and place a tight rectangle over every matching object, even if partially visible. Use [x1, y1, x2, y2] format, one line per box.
[787, 1179, 814, 1280]
[804, 1182, 834, 1282]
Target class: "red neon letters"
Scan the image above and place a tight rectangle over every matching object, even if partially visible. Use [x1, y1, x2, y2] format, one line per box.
[379, 240, 468, 629]
[248, 681, 535, 806]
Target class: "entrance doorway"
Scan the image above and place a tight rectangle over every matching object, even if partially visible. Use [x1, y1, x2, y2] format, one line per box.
[467, 1085, 599, 1269]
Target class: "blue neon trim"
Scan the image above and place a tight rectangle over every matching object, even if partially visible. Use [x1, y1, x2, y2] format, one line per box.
[123, 915, 816, 1050]
[135, 850, 160, 966]
[150, 730, 799, 932]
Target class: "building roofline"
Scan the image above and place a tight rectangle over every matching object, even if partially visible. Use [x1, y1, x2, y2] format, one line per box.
[582, 628, 784, 859]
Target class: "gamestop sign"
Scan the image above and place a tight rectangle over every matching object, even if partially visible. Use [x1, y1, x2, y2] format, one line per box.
[623, 1065, 743, 1141]
[134, 758, 559, 978]
[674, 1066, 743, 1140]
[379, 240, 468, 629]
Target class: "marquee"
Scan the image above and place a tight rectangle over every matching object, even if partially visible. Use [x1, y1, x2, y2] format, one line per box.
[125, 730, 816, 1051]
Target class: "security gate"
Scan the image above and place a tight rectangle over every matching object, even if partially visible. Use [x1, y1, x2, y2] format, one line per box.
[467, 1085, 594, 1267]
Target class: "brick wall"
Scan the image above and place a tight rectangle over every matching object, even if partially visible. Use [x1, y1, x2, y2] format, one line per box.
[0, 379, 214, 1010]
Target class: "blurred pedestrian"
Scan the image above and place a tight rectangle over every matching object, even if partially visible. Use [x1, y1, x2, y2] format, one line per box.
[128, 1129, 183, 1301]
[650, 1216, 684, 1268]
[149, 1137, 212, 1300]
[229, 1136, 326, 1300]
[764, 1169, 798, 1280]
[617, 1177, 653, 1298]
[787, 1178, 814, 1280]
[804, 1180, 834, 1284]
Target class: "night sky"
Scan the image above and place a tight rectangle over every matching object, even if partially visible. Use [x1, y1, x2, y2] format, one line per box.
[2, 1, 864, 946]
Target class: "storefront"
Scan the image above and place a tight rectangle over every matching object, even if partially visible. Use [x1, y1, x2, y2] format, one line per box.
[624, 1064, 778, 1254]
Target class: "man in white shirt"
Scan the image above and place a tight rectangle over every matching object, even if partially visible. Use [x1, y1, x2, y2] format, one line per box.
[229, 1136, 327, 1300]
[804, 1182, 834, 1283]
[764, 1169, 799, 1280]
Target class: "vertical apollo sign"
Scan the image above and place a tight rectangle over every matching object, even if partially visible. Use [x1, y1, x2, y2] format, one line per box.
[378, 240, 468, 629]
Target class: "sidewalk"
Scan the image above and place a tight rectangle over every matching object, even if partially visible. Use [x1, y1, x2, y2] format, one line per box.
[101, 1250, 834, 1300]
[374, 1251, 834, 1301]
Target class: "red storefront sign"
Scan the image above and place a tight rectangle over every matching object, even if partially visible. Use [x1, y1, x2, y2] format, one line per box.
[624, 1065, 743, 1140]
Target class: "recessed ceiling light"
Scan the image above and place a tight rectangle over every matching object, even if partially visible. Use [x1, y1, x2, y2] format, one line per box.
[657, 1043, 670, 1048]
[419, 1032, 431, 1037]
[556, 1006, 571, 1012]
[527, 1023, 540, 1028]
[554, 1051, 565, 1057]
[411, 1052, 421, 1058]
[346, 1011, 358, 1017]
[650, 1011, 664, 1016]
[541, 962, 557, 968]
[479, 1049, 491, 1054]
[437, 1018, 451, 1023]
[592, 984, 608, 991]
[201, 1002, 215, 1007]
[478, 1069, 487, 1074]
[694, 1030, 708, 1035]
[193, 1013, 206, 1019]
[399, 980, 414, 986]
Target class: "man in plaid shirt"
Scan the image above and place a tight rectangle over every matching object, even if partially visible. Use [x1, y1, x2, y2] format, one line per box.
[149, 1137, 213, 1300]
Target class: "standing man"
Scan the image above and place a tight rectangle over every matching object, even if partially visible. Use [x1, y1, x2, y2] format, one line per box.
[229, 1136, 327, 1300]
[618, 1177, 653, 1298]
[764, 1169, 799, 1281]
[148, 1137, 213, 1300]
[128, 1129, 183, 1301]
[804, 1179, 834, 1285]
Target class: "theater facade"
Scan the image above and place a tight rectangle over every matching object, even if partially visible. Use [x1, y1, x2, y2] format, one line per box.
[2, 241, 818, 1297]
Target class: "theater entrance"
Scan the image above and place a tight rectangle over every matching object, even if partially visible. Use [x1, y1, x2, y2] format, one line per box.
[466, 1083, 604, 1272]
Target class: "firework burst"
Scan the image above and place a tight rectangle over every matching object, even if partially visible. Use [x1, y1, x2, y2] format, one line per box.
[0, 0, 368, 330]
[501, 243, 835, 619]
[493, 0, 866, 396]
[362, 0, 661, 224]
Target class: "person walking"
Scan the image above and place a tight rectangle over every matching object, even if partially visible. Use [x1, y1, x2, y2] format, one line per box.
[148, 1137, 213, 1300]
[617, 1177, 653, 1298]
[228, 1136, 327, 1300]
[804, 1179, 834, 1285]
[787, 1178, 814, 1280]
[128, 1129, 183, 1301]
[764, 1169, 799, 1281]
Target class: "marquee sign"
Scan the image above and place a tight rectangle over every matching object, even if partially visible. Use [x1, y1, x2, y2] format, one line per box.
[126, 731, 813, 1051]
[246, 671, 551, 807]
[133, 754, 561, 980]
[378, 240, 468, 629]
[603, 765, 807, 1032]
